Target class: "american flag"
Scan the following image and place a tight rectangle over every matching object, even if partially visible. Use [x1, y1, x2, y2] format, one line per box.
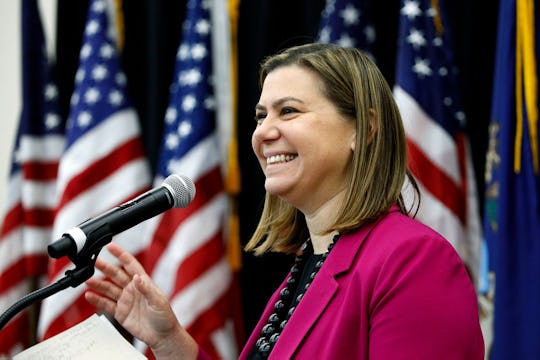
[317, 0, 376, 57]
[393, 0, 482, 287]
[0, 0, 63, 355]
[37, 0, 152, 340]
[138, 0, 239, 358]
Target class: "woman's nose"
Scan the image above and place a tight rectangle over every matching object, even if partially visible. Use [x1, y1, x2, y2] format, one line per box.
[253, 117, 279, 142]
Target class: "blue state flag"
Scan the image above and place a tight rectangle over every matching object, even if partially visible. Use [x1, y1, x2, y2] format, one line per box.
[483, 0, 540, 358]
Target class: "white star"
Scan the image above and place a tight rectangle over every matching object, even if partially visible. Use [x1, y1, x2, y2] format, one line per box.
[455, 111, 466, 127]
[321, 0, 336, 17]
[45, 113, 61, 129]
[70, 93, 80, 106]
[80, 44, 92, 59]
[165, 133, 179, 150]
[179, 68, 202, 86]
[426, 6, 438, 18]
[92, 0, 106, 12]
[13, 148, 21, 166]
[319, 27, 331, 43]
[44, 84, 58, 100]
[340, 4, 360, 26]
[443, 96, 453, 106]
[92, 64, 108, 80]
[109, 90, 123, 105]
[201, 0, 211, 10]
[100, 43, 114, 58]
[412, 57, 432, 77]
[439, 66, 448, 76]
[364, 25, 376, 43]
[433, 37, 443, 47]
[84, 87, 101, 104]
[77, 111, 92, 127]
[75, 69, 85, 83]
[195, 19, 211, 35]
[182, 94, 197, 112]
[177, 44, 190, 60]
[165, 107, 177, 124]
[116, 73, 127, 86]
[406, 28, 426, 49]
[191, 43, 207, 60]
[204, 96, 216, 110]
[337, 33, 355, 48]
[178, 120, 192, 137]
[401, 0, 422, 20]
[86, 19, 100, 36]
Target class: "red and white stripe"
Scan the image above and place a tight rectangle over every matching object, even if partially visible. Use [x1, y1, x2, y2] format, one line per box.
[37, 109, 151, 340]
[395, 86, 482, 287]
[139, 133, 237, 359]
[0, 134, 64, 354]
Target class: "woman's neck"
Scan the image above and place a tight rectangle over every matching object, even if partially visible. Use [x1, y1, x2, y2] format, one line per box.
[304, 188, 346, 254]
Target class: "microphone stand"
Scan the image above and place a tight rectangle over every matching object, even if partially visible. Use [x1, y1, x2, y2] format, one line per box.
[0, 233, 111, 331]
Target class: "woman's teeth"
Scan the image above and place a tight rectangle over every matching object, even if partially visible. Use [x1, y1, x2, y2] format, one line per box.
[266, 154, 296, 165]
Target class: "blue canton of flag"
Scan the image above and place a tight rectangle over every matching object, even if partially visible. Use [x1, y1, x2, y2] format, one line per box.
[159, 4, 215, 177]
[64, 3, 132, 147]
[38, 0, 151, 341]
[317, 0, 376, 56]
[393, 0, 483, 289]
[140, 0, 239, 358]
[0, 0, 63, 355]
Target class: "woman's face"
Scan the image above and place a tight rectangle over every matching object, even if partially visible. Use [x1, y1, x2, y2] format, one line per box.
[252, 65, 356, 213]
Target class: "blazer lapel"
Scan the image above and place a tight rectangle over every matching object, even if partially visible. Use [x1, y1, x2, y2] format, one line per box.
[269, 221, 379, 359]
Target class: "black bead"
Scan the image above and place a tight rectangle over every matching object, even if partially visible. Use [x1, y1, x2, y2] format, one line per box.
[256, 337, 266, 348]
[280, 319, 288, 329]
[280, 287, 291, 299]
[287, 276, 297, 286]
[262, 324, 275, 335]
[268, 313, 280, 325]
[269, 333, 280, 344]
[287, 306, 296, 317]
[259, 341, 271, 354]
[274, 300, 285, 312]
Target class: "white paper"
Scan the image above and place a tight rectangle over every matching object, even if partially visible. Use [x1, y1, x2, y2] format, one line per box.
[13, 314, 147, 359]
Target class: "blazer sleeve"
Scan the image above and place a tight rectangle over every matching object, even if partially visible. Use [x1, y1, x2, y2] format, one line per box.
[367, 231, 484, 360]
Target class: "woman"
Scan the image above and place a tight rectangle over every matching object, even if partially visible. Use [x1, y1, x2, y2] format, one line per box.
[85, 43, 484, 359]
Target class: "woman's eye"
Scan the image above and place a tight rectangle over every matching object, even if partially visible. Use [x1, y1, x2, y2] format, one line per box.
[281, 107, 297, 116]
[254, 113, 266, 125]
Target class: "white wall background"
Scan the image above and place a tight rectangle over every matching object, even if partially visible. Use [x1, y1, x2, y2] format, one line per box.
[0, 0, 56, 223]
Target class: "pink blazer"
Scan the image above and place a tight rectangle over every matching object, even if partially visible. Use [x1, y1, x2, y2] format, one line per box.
[239, 207, 484, 359]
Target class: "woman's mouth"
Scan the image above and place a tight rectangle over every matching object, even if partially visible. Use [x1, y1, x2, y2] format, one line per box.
[266, 154, 297, 165]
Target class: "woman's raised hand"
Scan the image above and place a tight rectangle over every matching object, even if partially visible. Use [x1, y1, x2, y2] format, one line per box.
[84, 243, 198, 360]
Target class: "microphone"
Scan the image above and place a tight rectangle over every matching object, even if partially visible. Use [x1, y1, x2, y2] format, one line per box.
[48, 173, 196, 260]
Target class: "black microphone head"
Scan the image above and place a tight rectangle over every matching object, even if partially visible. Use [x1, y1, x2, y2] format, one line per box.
[163, 174, 196, 208]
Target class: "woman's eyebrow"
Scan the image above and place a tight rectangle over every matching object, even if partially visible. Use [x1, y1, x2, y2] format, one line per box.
[255, 96, 304, 111]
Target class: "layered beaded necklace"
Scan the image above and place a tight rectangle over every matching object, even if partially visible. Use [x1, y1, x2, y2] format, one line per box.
[254, 234, 340, 358]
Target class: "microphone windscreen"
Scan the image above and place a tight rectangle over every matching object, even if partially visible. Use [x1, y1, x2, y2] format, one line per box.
[164, 174, 196, 208]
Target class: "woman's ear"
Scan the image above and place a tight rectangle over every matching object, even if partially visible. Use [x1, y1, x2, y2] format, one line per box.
[350, 132, 356, 152]
[367, 108, 378, 143]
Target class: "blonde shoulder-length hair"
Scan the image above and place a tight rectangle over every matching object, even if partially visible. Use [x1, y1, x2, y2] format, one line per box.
[245, 43, 420, 256]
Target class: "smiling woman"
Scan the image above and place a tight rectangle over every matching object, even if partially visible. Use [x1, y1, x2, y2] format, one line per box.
[251, 65, 356, 214]
[84, 43, 485, 360]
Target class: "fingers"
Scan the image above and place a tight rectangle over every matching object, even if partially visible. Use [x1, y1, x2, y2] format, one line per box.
[95, 258, 132, 288]
[84, 290, 117, 315]
[86, 277, 123, 302]
[107, 243, 147, 277]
